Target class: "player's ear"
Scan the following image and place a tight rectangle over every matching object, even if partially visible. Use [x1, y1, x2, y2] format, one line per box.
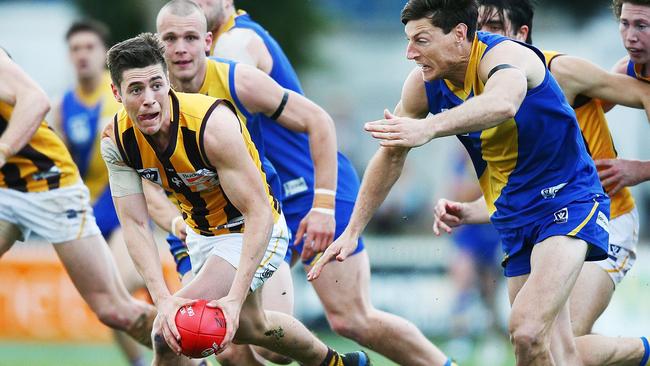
[516, 25, 530, 43]
[454, 23, 469, 44]
[205, 31, 213, 54]
[111, 83, 122, 103]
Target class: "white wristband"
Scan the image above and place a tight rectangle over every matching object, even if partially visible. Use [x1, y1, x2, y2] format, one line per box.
[171, 216, 184, 236]
[311, 207, 335, 216]
[314, 188, 336, 196]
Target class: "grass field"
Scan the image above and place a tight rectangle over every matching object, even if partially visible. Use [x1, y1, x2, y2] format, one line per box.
[0, 333, 516, 366]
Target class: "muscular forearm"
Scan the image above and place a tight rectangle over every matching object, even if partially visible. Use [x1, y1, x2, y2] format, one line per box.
[430, 93, 517, 139]
[143, 181, 181, 233]
[122, 220, 170, 304]
[462, 196, 491, 224]
[345, 147, 409, 238]
[0, 89, 49, 153]
[308, 113, 338, 193]
[229, 209, 273, 304]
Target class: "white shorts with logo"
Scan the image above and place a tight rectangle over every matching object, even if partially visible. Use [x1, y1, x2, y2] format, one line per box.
[0, 181, 101, 244]
[185, 214, 289, 292]
[596, 208, 638, 285]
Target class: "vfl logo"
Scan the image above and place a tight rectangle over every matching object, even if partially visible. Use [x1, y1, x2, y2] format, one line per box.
[541, 182, 568, 199]
[610, 244, 622, 256]
[137, 168, 161, 184]
[553, 207, 568, 224]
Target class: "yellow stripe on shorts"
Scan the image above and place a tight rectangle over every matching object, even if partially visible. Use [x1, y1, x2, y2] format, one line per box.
[568, 201, 599, 236]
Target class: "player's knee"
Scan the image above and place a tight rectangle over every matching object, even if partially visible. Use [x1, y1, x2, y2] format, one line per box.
[328, 311, 370, 344]
[509, 319, 547, 356]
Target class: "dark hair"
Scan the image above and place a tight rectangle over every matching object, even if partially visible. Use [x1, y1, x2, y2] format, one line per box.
[65, 19, 111, 47]
[613, 0, 650, 18]
[478, 0, 535, 44]
[106, 32, 167, 88]
[401, 0, 479, 41]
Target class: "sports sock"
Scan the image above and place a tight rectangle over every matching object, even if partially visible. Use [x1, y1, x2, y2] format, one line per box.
[640, 336, 649, 366]
[320, 347, 343, 366]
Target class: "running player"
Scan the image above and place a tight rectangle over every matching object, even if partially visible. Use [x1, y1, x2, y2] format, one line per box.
[310, 0, 650, 364]
[598, 0, 650, 196]
[477, 0, 647, 340]
[190, 2, 455, 365]
[153, 1, 338, 363]
[102, 32, 369, 366]
[0, 48, 156, 351]
[50, 20, 146, 366]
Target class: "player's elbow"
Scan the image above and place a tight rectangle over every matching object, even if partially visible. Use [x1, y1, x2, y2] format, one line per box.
[29, 89, 51, 122]
[493, 98, 518, 121]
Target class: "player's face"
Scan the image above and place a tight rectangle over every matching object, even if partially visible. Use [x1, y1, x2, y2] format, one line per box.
[158, 11, 212, 86]
[68, 31, 107, 81]
[478, 6, 526, 42]
[405, 18, 462, 81]
[114, 64, 171, 136]
[619, 3, 650, 65]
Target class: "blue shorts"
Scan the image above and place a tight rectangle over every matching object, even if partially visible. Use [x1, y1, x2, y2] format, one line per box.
[166, 233, 192, 277]
[284, 199, 365, 266]
[92, 188, 120, 238]
[500, 194, 610, 277]
[453, 223, 501, 266]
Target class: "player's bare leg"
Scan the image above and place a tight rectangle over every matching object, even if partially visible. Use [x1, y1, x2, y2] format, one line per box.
[507, 235, 587, 366]
[108, 228, 148, 366]
[575, 335, 647, 366]
[569, 262, 614, 336]
[54, 234, 156, 348]
[163, 255, 363, 366]
[0, 220, 20, 257]
[216, 261, 294, 365]
[306, 250, 450, 366]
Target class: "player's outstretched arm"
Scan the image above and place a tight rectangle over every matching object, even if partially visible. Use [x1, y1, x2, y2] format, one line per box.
[600, 56, 632, 113]
[0, 49, 50, 166]
[202, 103, 274, 349]
[550, 55, 650, 117]
[101, 130, 194, 354]
[307, 68, 429, 280]
[234, 63, 337, 257]
[365, 41, 534, 147]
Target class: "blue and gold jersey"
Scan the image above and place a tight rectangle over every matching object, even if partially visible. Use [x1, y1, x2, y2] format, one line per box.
[425, 32, 605, 229]
[626, 59, 650, 82]
[60, 72, 120, 202]
[199, 57, 283, 201]
[213, 11, 360, 213]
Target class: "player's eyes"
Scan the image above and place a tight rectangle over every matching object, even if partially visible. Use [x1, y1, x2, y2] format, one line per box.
[130, 87, 141, 95]
[152, 83, 162, 90]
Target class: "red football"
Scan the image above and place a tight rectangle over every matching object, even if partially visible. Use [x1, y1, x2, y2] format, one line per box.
[175, 299, 227, 358]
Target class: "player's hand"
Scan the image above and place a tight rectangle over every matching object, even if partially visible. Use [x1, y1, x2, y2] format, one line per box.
[171, 216, 187, 242]
[155, 295, 197, 354]
[294, 210, 336, 262]
[307, 232, 358, 281]
[595, 159, 648, 196]
[433, 198, 465, 236]
[206, 296, 241, 353]
[364, 109, 433, 148]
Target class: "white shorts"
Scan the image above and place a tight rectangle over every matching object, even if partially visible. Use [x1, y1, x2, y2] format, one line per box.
[596, 208, 638, 285]
[0, 181, 101, 244]
[185, 214, 289, 292]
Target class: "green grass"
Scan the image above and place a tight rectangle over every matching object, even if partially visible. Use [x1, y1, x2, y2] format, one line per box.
[0, 333, 515, 366]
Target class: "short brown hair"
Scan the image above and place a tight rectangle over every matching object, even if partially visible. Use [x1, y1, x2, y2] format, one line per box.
[66, 19, 111, 47]
[107, 32, 167, 88]
[401, 0, 479, 41]
[613, 0, 650, 18]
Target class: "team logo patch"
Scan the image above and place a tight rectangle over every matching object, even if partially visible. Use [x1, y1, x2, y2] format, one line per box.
[553, 207, 568, 224]
[33, 166, 62, 181]
[283, 177, 308, 197]
[541, 182, 567, 199]
[596, 211, 610, 233]
[178, 169, 219, 191]
[137, 168, 161, 185]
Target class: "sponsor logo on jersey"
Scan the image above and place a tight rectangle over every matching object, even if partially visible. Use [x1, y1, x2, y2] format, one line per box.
[541, 182, 567, 199]
[32, 166, 62, 181]
[596, 210, 609, 233]
[283, 177, 308, 198]
[137, 168, 161, 184]
[553, 207, 568, 224]
[178, 169, 219, 191]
